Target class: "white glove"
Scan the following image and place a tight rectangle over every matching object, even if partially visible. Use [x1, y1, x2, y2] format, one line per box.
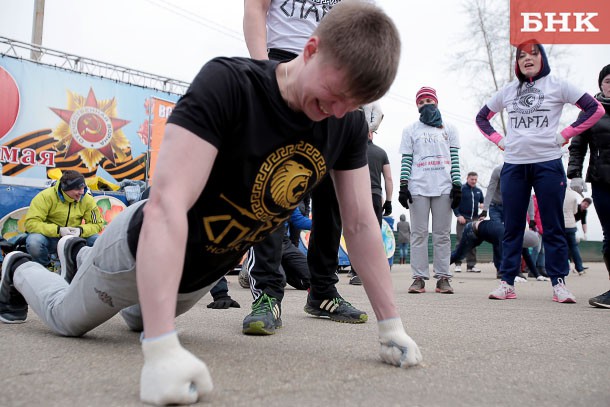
[59, 227, 72, 237]
[68, 227, 81, 237]
[497, 138, 505, 151]
[141, 331, 213, 406]
[570, 178, 587, 194]
[378, 318, 422, 368]
[556, 133, 568, 147]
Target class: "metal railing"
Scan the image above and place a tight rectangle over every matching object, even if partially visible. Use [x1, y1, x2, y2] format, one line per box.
[0, 36, 189, 95]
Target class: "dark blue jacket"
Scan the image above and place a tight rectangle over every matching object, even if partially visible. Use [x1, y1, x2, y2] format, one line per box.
[453, 184, 484, 219]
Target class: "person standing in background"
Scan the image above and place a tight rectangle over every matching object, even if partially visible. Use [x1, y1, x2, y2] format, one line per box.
[567, 64, 610, 308]
[396, 214, 411, 265]
[476, 40, 603, 303]
[453, 172, 484, 273]
[399, 86, 462, 294]
[242, 0, 367, 332]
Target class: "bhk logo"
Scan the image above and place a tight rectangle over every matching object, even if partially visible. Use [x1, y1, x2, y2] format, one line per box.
[510, 0, 610, 44]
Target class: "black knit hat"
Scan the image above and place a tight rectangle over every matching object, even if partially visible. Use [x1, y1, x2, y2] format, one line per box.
[599, 64, 610, 91]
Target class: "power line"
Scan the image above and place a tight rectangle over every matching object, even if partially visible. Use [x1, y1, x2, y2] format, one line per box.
[142, 0, 245, 42]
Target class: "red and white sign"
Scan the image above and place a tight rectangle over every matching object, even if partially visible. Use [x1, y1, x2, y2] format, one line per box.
[510, 0, 610, 45]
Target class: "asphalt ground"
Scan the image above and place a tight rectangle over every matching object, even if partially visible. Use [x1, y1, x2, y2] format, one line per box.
[1, 262, 609, 407]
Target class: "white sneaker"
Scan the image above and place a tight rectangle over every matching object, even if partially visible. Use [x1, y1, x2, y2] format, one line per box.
[536, 275, 549, 282]
[552, 278, 576, 303]
[514, 276, 527, 283]
[489, 281, 517, 300]
[454, 266, 462, 273]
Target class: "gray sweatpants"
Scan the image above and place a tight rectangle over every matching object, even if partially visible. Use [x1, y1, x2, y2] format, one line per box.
[13, 201, 214, 337]
[408, 194, 452, 279]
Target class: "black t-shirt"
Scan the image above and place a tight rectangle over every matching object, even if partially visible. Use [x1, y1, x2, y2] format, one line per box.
[575, 205, 587, 225]
[367, 141, 389, 197]
[158, 57, 367, 292]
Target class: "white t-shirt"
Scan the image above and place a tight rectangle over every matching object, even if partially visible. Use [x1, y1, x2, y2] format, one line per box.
[399, 121, 460, 196]
[267, 0, 341, 55]
[486, 75, 585, 164]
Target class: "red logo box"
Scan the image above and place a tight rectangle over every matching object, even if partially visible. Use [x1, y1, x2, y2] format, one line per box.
[511, 0, 610, 45]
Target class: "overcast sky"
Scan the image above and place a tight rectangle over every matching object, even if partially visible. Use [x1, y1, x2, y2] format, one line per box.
[1, 0, 609, 238]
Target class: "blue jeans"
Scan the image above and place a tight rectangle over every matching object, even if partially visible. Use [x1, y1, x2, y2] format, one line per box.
[398, 242, 409, 261]
[565, 227, 584, 272]
[500, 159, 568, 286]
[489, 203, 504, 223]
[26, 233, 99, 266]
[451, 221, 503, 270]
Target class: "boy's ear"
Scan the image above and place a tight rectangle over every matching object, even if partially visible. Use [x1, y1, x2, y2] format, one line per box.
[302, 36, 320, 62]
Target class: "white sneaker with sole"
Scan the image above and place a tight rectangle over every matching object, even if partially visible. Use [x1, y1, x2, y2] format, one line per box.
[489, 281, 516, 300]
[553, 278, 576, 303]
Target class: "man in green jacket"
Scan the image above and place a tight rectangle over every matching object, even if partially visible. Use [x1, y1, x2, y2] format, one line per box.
[25, 170, 103, 267]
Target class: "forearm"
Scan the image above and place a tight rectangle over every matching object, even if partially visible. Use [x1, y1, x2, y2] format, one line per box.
[383, 166, 393, 201]
[137, 201, 187, 339]
[344, 216, 398, 321]
[79, 222, 103, 237]
[243, 0, 270, 59]
[400, 154, 413, 184]
[561, 95, 604, 140]
[476, 105, 503, 145]
[450, 147, 461, 185]
[25, 219, 60, 237]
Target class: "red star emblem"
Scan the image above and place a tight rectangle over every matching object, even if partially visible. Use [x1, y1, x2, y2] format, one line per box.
[50, 88, 130, 164]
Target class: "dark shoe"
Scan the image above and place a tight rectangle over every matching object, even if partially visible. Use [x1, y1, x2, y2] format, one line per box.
[408, 278, 426, 294]
[588, 290, 610, 309]
[435, 277, 454, 294]
[238, 266, 250, 289]
[242, 293, 282, 335]
[0, 251, 31, 324]
[349, 275, 362, 285]
[57, 236, 86, 284]
[304, 295, 367, 323]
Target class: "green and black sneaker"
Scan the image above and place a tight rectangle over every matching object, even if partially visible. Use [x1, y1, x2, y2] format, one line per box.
[304, 295, 368, 323]
[242, 293, 282, 335]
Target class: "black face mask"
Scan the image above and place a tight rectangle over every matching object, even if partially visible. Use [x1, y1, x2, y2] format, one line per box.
[418, 103, 443, 128]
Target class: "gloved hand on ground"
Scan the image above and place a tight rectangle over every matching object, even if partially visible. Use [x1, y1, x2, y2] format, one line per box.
[207, 295, 240, 309]
[378, 318, 423, 368]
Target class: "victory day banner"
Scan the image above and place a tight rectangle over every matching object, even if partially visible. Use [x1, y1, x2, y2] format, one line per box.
[0, 55, 179, 184]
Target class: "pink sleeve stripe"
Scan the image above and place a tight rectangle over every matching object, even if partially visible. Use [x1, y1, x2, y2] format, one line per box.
[561, 100, 604, 140]
[475, 105, 500, 142]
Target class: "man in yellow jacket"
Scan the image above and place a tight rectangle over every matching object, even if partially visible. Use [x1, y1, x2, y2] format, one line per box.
[25, 170, 103, 267]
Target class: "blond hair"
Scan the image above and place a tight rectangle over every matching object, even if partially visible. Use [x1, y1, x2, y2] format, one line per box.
[314, 0, 401, 104]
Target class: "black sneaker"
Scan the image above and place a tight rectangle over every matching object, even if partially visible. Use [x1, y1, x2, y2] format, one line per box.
[57, 236, 86, 284]
[0, 251, 31, 324]
[242, 293, 282, 335]
[589, 290, 610, 309]
[349, 275, 362, 285]
[435, 277, 454, 294]
[304, 295, 368, 323]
